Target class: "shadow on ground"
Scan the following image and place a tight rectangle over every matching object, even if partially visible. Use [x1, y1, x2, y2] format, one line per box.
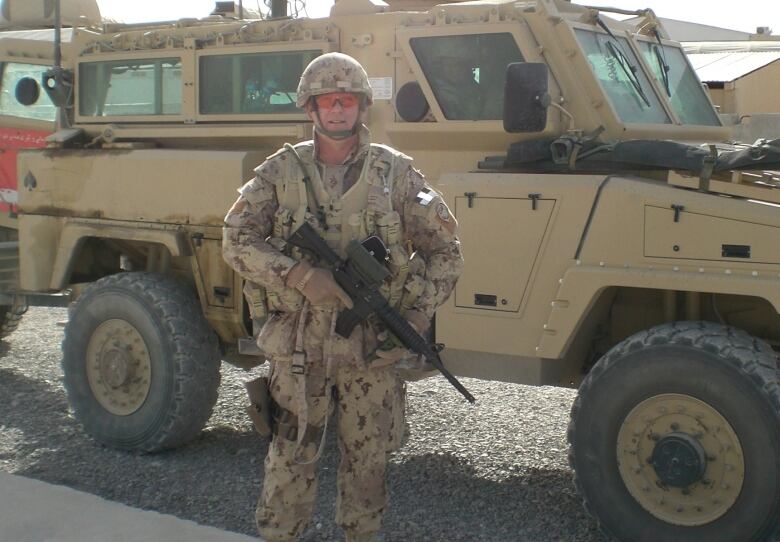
[2, 366, 603, 542]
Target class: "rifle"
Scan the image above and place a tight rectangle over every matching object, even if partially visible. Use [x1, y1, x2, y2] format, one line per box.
[287, 222, 475, 403]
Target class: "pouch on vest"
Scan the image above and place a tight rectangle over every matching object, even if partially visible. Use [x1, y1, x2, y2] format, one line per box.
[243, 281, 268, 325]
[265, 287, 305, 313]
[400, 273, 426, 312]
[347, 210, 371, 242]
[261, 237, 305, 313]
[273, 207, 293, 241]
[376, 211, 401, 246]
[256, 311, 299, 359]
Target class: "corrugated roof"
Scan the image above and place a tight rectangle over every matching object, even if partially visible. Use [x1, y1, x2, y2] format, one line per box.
[625, 16, 752, 42]
[684, 41, 780, 54]
[686, 51, 780, 83]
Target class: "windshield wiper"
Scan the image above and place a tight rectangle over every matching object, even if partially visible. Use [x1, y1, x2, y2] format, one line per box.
[652, 29, 672, 97]
[596, 17, 651, 107]
[604, 41, 652, 107]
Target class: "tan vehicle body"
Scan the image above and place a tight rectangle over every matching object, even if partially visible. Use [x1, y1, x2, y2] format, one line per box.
[14, 0, 769, 382]
[3, 0, 780, 540]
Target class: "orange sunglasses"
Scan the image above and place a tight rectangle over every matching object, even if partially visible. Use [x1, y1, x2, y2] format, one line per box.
[314, 92, 360, 109]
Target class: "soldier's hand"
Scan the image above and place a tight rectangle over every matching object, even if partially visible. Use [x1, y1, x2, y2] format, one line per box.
[372, 332, 414, 367]
[369, 312, 427, 367]
[404, 309, 430, 335]
[285, 261, 354, 308]
[372, 346, 412, 367]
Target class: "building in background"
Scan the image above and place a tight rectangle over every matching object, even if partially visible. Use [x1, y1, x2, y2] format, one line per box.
[684, 41, 780, 118]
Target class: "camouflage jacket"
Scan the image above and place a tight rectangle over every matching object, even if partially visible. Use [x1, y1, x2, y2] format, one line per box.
[222, 125, 463, 360]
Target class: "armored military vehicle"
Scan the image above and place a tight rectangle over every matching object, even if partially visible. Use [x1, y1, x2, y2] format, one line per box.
[1, 0, 779, 539]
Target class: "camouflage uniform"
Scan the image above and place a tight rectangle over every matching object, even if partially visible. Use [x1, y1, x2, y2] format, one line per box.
[222, 53, 463, 542]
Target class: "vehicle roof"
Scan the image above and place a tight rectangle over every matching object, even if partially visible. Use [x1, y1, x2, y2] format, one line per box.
[0, 27, 73, 42]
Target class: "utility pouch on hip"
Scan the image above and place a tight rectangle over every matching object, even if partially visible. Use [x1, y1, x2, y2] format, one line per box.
[245, 376, 275, 438]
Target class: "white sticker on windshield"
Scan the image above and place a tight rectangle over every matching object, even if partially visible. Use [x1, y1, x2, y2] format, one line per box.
[369, 77, 393, 100]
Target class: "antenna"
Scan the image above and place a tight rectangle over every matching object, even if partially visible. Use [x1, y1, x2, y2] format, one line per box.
[42, 0, 72, 129]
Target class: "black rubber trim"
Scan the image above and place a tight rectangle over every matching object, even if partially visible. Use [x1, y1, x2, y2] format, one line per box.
[574, 175, 614, 260]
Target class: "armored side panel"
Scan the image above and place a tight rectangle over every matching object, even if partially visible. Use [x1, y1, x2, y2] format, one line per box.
[18, 147, 266, 341]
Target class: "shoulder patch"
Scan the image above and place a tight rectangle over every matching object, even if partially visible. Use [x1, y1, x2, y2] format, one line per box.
[432, 200, 457, 234]
[415, 187, 436, 206]
[435, 202, 450, 221]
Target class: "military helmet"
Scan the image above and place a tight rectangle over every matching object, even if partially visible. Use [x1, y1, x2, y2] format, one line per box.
[296, 52, 373, 108]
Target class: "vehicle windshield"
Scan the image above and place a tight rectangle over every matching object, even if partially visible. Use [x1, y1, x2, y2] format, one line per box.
[639, 41, 721, 126]
[574, 29, 671, 124]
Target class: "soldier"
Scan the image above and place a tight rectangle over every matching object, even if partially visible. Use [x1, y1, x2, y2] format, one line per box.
[222, 52, 463, 542]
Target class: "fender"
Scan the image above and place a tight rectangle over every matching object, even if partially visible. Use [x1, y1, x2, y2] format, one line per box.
[539, 264, 780, 358]
[49, 218, 191, 290]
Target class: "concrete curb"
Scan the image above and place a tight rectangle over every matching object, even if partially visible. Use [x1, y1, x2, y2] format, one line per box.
[0, 472, 259, 542]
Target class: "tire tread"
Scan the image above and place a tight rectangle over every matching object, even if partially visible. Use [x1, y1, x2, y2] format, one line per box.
[62, 272, 221, 452]
[0, 298, 27, 339]
[568, 321, 780, 542]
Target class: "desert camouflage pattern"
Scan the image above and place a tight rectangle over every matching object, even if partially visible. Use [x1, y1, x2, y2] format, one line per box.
[257, 350, 397, 542]
[222, 123, 462, 540]
[223, 125, 463, 325]
[295, 52, 374, 107]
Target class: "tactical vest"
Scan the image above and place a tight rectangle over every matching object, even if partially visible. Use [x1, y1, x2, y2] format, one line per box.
[245, 139, 426, 327]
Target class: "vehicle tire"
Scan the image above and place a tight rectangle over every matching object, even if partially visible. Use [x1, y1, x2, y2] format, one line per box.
[62, 272, 221, 452]
[0, 296, 27, 339]
[568, 321, 780, 542]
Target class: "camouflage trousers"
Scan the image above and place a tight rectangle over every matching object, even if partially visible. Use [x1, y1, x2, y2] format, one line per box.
[256, 354, 401, 542]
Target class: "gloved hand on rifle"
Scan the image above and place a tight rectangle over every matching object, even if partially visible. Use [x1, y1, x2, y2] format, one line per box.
[286, 260, 354, 308]
[371, 310, 430, 367]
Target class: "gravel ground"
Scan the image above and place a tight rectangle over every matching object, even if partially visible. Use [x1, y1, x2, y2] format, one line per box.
[0, 307, 607, 541]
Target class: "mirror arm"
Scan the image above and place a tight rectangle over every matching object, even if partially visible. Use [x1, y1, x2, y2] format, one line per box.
[550, 102, 574, 132]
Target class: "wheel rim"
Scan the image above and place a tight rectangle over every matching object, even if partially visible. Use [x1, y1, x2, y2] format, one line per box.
[86, 319, 152, 416]
[616, 393, 744, 526]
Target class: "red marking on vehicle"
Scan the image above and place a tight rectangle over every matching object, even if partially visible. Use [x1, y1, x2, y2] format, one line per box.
[0, 127, 50, 213]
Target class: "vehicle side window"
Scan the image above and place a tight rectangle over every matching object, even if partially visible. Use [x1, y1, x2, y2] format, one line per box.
[199, 50, 321, 115]
[0, 62, 56, 121]
[410, 33, 523, 121]
[79, 58, 182, 116]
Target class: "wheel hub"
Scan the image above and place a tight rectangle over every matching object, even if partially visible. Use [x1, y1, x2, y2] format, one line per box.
[616, 393, 744, 526]
[86, 319, 152, 416]
[650, 432, 707, 488]
[99, 347, 134, 388]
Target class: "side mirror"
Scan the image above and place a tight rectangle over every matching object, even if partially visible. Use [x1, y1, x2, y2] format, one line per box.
[503, 62, 549, 133]
[15, 77, 40, 106]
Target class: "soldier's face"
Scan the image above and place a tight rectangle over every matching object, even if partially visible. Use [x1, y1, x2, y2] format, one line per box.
[307, 92, 361, 134]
